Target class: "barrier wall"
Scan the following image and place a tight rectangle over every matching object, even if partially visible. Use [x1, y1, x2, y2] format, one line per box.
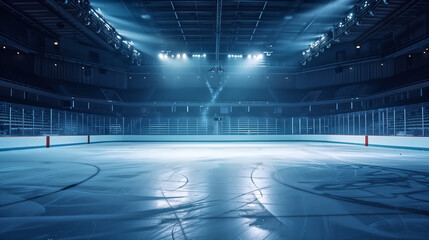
[0, 136, 46, 150]
[0, 135, 428, 151]
[122, 135, 365, 145]
[368, 136, 429, 149]
[50, 135, 88, 147]
[90, 135, 124, 143]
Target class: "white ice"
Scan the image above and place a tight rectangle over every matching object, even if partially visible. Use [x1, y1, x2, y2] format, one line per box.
[1, 142, 429, 239]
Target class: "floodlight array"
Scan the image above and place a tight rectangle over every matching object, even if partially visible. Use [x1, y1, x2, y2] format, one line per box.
[301, 0, 388, 66]
[63, 0, 142, 65]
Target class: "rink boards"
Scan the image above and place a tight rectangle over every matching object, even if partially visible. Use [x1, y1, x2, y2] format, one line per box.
[0, 135, 428, 151]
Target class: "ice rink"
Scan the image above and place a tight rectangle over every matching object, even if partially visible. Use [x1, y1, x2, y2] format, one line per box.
[1, 142, 429, 240]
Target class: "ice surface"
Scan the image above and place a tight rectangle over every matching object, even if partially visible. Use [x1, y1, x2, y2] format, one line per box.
[1, 142, 429, 239]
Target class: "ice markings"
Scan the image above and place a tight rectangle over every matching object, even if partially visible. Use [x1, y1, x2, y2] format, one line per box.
[0, 161, 100, 208]
[272, 164, 429, 216]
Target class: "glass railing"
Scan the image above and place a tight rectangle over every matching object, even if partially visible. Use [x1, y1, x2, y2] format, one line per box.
[1, 101, 428, 136]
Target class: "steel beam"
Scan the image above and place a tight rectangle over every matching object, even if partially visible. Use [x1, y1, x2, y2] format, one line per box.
[215, 0, 222, 68]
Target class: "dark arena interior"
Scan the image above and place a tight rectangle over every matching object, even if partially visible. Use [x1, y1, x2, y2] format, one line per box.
[1, 0, 429, 239]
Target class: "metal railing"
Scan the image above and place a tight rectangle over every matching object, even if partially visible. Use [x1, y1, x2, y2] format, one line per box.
[1, 102, 428, 136]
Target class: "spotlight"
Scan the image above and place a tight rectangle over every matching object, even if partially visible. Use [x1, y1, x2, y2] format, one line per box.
[257, 54, 263, 59]
[177, 54, 181, 58]
[16, 51, 20, 55]
[228, 54, 243, 58]
[2, 46, 5, 49]
[53, 41, 59, 46]
[158, 53, 164, 59]
[193, 53, 205, 58]
[248, 54, 252, 59]
[356, 45, 361, 49]
[182, 53, 187, 58]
